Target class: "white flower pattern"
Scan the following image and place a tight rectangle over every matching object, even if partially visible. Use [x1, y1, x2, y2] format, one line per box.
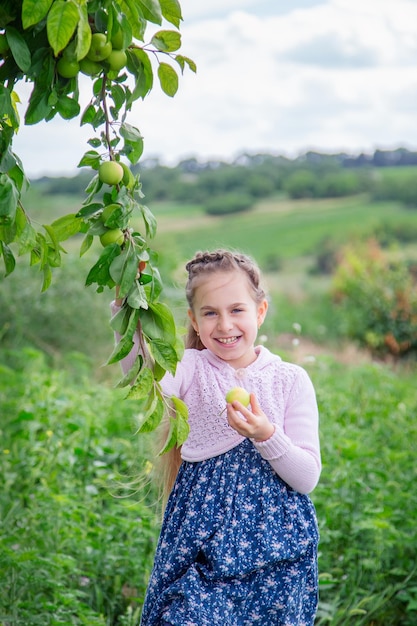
[140, 439, 319, 625]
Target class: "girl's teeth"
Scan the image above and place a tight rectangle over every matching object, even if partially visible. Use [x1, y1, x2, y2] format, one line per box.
[218, 337, 237, 344]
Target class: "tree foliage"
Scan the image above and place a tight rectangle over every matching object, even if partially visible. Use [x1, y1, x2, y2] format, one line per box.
[0, 0, 196, 449]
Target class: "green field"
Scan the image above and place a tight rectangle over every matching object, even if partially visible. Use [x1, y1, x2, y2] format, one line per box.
[152, 195, 413, 263]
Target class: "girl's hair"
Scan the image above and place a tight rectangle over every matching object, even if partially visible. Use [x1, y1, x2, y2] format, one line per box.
[158, 249, 267, 505]
[184, 249, 267, 350]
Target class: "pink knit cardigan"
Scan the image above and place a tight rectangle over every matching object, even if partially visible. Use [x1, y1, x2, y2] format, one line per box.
[111, 302, 321, 494]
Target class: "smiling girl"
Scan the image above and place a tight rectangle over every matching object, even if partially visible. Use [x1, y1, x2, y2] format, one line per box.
[112, 249, 321, 625]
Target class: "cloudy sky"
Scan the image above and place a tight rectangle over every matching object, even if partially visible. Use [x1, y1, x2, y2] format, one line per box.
[12, 0, 417, 177]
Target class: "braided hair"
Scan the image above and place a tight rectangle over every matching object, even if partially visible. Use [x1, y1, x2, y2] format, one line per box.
[184, 249, 267, 350]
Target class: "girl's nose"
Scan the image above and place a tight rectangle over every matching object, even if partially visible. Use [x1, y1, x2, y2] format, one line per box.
[218, 315, 233, 331]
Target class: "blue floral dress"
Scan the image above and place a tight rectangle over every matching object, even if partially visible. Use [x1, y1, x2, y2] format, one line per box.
[140, 438, 319, 626]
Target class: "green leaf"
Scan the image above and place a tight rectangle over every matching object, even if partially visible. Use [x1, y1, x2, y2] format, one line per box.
[140, 204, 157, 238]
[0, 85, 18, 131]
[6, 160, 29, 194]
[22, 0, 54, 28]
[138, 0, 162, 25]
[141, 301, 177, 343]
[115, 353, 143, 387]
[119, 0, 147, 41]
[43, 223, 60, 253]
[25, 84, 52, 126]
[127, 280, 148, 309]
[78, 150, 101, 169]
[0, 222, 16, 245]
[41, 264, 53, 292]
[160, 0, 182, 28]
[111, 84, 126, 113]
[109, 248, 138, 298]
[50, 213, 83, 241]
[6, 26, 31, 72]
[158, 416, 177, 455]
[127, 366, 154, 400]
[85, 244, 121, 289]
[151, 30, 181, 52]
[171, 396, 189, 444]
[80, 233, 93, 256]
[106, 307, 140, 364]
[120, 122, 144, 164]
[56, 95, 80, 120]
[84, 175, 102, 203]
[145, 264, 163, 301]
[17, 220, 38, 255]
[158, 395, 189, 454]
[174, 333, 185, 361]
[87, 138, 102, 148]
[126, 48, 154, 102]
[76, 203, 102, 218]
[111, 8, 133, 46]
[138, 395, 165, 433]
[76, 5, 92, 61]
[0, 241, 16, 276]
[81, 104, 98, 126]
[47, 0, 80, 56]
[157, 62, 178, 97]
[0, 174, 19, 225]
[149, 338, 179, 375]
[110, 304, 132, 335]
[175, 54, 197, 73]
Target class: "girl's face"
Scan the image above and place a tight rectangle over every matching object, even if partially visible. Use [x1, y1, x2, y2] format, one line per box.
[188, 270, 268, 369]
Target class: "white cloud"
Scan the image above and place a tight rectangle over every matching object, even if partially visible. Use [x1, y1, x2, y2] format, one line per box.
[11, 0, 417, 176]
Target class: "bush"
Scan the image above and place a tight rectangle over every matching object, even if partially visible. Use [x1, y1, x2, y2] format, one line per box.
[283, 169, 317, 199]
[331, 239, 417, 357]
[371, 170, 417, 208]
[316, 170, 362, 198]
[204, 192, 254, 216]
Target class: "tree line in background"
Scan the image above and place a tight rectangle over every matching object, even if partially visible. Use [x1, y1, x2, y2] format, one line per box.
[35, 147, 417, 214]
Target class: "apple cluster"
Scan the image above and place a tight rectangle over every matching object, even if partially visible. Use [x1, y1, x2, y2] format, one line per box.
[56, 26, 131, 80]
[97, 161, 137, 247]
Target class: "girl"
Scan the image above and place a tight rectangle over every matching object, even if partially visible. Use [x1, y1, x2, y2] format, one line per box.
[112, 249, 321, 626]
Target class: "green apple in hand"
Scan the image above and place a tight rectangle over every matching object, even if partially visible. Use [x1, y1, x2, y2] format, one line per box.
[225, 387, 250, 407]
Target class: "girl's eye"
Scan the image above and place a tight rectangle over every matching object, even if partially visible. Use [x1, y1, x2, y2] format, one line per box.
[204, 311, 216, 317]
[232, 308, 243, 313]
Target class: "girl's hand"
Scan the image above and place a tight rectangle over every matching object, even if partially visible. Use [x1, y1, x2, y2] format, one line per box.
[226, 393, 275, 442]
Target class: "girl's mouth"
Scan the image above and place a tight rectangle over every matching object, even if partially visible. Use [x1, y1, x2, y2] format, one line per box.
[216, 336, 240, 345]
